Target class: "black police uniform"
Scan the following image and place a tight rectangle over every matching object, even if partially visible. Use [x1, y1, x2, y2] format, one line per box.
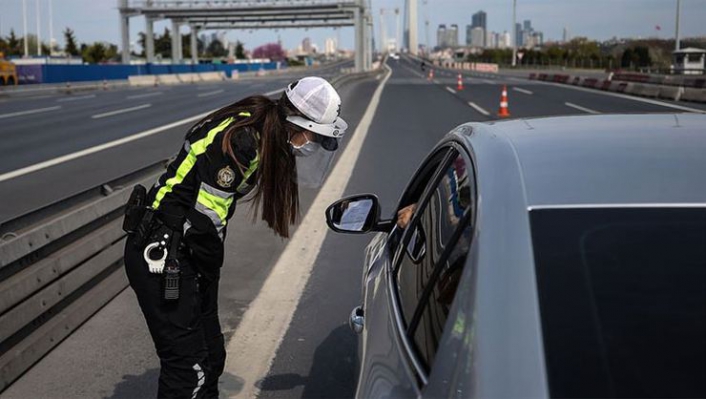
[124, 112, 258, 398]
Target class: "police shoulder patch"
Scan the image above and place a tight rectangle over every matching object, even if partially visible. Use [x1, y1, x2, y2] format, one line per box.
[216, 166, 236, 188]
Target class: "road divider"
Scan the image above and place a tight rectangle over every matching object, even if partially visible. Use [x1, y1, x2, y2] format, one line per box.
[565, 102, 600, 114]
[468, 101, 490, 116]
[513, 87, 533, 95]
[126, 92, 163, 100]
[0, 106, 62, 120]
[56, 95, 96, 103]
[91, 104, 152, 119]
[197, 89, 225, 98]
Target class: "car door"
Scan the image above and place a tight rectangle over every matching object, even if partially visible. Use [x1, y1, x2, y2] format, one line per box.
[357, 141, 477, 398]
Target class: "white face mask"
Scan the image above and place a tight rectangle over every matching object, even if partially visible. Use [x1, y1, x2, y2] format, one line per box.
[290, 138, 321, 157]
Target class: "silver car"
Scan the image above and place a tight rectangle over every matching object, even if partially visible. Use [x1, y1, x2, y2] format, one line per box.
[326, 113, 706, 398]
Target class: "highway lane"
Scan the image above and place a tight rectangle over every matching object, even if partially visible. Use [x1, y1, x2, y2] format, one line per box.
[3, 55, 703, 399]
[0, 62, 350, 224]
[0, 67, 375, 399]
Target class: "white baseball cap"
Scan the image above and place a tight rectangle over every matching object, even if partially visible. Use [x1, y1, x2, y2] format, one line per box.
[285, 77, 348, 139]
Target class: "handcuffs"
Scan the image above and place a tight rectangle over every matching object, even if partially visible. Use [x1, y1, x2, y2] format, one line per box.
[143, 233, 170, 273]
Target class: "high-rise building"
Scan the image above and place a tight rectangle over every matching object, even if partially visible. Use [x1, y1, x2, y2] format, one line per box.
[487, 31, 498, 49]
[470, 27, 484, 48]
[500, 31, 511, 49]
[302, 37, 312, 54]
[562, 27, 570, 43]
[466, 25, 473, 46]
[471, 10, 487, 46]
[523, 20, 532, 31]
[448, 24, 459, 47]
[437, 24, 447, 48]
[325, 38, 337, 55]
[515, 23, 523, 47]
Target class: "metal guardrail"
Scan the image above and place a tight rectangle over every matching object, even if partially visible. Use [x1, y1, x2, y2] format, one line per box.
[0, 68, 381, 393]
[0, 161, 166, 392]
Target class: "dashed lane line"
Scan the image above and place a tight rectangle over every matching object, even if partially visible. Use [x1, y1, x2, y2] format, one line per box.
[126, 92, 164, 100]
[56, 95, 96, 103]
[197, 89, 225, 98]
[223, 64, 393, 399]
[468, 101, 491, 116]
[513, 87, 533, 95]
[483, 79, 496, 84]
[0, 106, 62, 120]
[0, 88, 280, 183]
[565, 102, 600, 114]
[446, 87, 457, 94]
[91, 104, 152, 119]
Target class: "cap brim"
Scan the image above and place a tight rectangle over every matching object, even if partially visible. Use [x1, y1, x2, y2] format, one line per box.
[286, 115, 348, 138]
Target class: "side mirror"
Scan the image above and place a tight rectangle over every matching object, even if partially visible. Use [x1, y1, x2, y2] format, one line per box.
[325, 194, 393, 234]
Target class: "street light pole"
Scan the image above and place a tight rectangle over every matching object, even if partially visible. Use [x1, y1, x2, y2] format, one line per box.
[23, 0, 29, 57]
[511, 0, 517, 67]
[36, 0, 41, 56]
[675, 0, 681, 51]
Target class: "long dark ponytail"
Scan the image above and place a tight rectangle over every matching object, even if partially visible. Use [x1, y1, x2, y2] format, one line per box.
[188, 93, 300, 238]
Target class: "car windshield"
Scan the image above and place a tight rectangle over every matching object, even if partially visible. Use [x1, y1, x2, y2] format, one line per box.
[530, 207, 706, 399]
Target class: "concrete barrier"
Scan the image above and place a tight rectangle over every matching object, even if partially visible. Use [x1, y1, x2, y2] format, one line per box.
[128, 75, 158, 87]
[621, 82, 637, 95]
[177, 73, 200, 84]
[637, 83, 661, 98]
[199, 72, 226, 82]
[571, 76, 582, 85]
[157, 74, 181, 85]
[682, 87, 706, 103]
[658, 86, 684, 101]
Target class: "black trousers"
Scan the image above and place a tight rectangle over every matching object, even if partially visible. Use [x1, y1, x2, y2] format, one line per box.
[124, 235, 225, 399]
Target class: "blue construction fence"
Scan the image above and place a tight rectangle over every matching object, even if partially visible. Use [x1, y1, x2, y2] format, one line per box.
[15, 62, 284, 84]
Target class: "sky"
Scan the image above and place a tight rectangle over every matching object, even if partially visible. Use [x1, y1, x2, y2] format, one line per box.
[0, 0, 705, 55]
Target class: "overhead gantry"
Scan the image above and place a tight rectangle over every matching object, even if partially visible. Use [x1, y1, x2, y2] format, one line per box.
[118, 0, 373, 72]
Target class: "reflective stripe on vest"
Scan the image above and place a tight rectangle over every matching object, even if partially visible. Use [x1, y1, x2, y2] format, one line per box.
[151, 111, 251, 209]
[195, 182, 234, 232]
[235, 151, 260, 194]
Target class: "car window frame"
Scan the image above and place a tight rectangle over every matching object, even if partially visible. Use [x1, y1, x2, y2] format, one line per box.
[386, 139, 478, 385]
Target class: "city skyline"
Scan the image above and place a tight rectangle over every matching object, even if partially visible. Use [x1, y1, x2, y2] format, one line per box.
[0, 0, 704, 57]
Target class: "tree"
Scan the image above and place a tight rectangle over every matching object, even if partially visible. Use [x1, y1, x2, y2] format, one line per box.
[252, 43, 285, 61]
[235, 41, 245, 59]
[206, 39, 227, 58]
[82, 42, 118, 63]
[64, 28, 80, 56]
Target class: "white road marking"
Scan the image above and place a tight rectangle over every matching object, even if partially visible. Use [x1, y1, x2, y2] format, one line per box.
[468, 101, 490, 116]
[565, 102, 600, 114]
[56, 94, 96, 103]
[446, 87, 457, 94]
[483, 79, 495, 84]
[0, 89, 285, 183]
[197, 89, 225, 97]
[513, 87, 533, 95]
[223, 64, 394, 399]
[91, 104, 152, 119]
[0, 106, 62, 120]
[126, 91, 163, 100]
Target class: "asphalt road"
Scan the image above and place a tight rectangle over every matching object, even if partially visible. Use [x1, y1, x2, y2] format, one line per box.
[0, 61, 350, 225]
[2, 55, 705, 399]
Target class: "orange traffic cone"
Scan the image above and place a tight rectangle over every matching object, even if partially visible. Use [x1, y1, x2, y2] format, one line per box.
[428, 68, 434, 81]
[457, 73, 464, 90]
[498, 85, 511, 117]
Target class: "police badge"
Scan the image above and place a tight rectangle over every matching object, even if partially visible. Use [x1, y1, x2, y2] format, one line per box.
[216, 166, 235, 188]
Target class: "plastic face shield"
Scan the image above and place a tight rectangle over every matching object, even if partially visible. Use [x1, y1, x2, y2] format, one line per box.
[287, 116, 347, 188]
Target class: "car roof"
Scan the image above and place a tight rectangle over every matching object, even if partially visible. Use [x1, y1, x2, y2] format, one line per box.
[462, 113, 706, 208]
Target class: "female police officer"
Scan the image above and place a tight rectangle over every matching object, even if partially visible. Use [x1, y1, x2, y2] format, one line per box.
[122, 77, 347, 398]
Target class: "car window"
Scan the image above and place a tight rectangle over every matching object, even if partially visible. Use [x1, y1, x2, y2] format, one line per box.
[395, 151, 476, 372]
[531, 207, 706, 398]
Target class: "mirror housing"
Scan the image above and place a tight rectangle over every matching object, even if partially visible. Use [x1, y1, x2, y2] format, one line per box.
[325, 194, 394, 234]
